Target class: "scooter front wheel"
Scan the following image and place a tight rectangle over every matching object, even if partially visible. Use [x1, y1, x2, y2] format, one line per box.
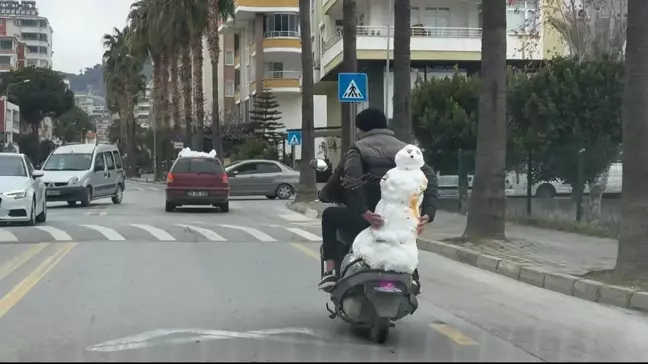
[370, 318, 390, 344]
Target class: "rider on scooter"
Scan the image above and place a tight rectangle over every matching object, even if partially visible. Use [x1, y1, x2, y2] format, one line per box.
[317, 108, 439, 292]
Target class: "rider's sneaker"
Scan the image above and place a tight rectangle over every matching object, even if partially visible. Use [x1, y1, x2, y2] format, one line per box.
[318, 271, 337, 292]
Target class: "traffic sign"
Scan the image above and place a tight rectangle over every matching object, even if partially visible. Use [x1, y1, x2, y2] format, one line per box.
[338, 73, 368, 103]
[287, 130, 302, 146]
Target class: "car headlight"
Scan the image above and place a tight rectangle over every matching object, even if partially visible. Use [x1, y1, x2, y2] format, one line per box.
[3, 190, 26, 199]
[68, 176, 80, 184]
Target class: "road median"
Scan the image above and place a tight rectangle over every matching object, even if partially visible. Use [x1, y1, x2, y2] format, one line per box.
[285, 200, 648, 313]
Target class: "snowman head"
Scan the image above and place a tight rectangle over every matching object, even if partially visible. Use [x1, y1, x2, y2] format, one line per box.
[395, 144, 424, 170]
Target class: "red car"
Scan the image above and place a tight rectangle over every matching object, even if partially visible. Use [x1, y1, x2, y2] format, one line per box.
[165, 156, 229, 212]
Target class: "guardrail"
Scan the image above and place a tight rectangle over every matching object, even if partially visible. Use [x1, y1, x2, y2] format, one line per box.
[264, 30, 300, 38]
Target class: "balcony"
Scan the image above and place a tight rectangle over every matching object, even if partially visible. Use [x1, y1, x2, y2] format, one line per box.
[250, 70, 301, 93]
[262, 31, 301, 53]
[220, 0, 299, 31]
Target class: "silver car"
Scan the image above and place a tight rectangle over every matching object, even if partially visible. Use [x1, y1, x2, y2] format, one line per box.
[225, 159, 299, 199]
[0, 153, 47, 225]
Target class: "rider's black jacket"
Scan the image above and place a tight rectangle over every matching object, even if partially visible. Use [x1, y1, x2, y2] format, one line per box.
[318, 129, 439, 221]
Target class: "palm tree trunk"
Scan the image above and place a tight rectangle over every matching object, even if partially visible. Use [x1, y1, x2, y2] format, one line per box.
[207, 0, 222, 158]
[296, 0, 317, 202]
[463, 0, 507, 241]
[392, 0, 412, 142]
[170, 52, 181, 132]
[191, 32, 205, 152]
[340, 0, 357, 154]
[181, 44, 193, 148]
[160, 52, 172, 169]
[616, 0, 648, 279]
[152, 54, 163, 180]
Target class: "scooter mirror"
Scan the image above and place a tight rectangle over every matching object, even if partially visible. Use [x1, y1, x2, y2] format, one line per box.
[310, 158, 328, 172]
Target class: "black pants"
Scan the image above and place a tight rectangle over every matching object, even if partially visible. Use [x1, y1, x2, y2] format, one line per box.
[321, 206, 369, 263]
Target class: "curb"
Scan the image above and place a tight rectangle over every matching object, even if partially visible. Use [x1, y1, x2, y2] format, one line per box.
[285, 202, 648, 312]
[127, 178, 164, 185]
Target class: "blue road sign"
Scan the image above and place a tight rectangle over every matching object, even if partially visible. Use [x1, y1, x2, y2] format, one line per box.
[338, 73, 368, 103]
[286, 130, 302, 146]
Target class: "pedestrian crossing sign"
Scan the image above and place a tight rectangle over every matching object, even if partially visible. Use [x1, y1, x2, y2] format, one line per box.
[286, 130, 302, 146]
[338, 73, 368, 103]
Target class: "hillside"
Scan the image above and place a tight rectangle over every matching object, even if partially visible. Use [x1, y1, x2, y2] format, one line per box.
[60, 60, 153, 100]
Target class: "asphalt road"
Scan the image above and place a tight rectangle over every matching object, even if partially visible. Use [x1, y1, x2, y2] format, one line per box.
[0, 180, 645, 362]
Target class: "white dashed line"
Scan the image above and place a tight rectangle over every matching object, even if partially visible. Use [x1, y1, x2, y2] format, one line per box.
[130, 224, 176, 241]
[32, 226, 73, 241]
[79, 224, 126, 241]
[219, 224, 277, 242]
[0, 228, 17, 242]
[175, 224, 226, 241]
[284, 227, 321, 241]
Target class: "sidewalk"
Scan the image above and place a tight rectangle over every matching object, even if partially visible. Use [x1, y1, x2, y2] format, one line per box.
[287, 200, 617, 276]
[127, 174, 164, 184]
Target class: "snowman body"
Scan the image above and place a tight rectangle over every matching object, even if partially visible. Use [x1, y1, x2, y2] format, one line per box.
[349, 144, 428, 274]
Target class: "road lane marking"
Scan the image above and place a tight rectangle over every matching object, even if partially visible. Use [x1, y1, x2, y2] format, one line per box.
[130, 224, 175, 241]
[279, 213, 316, 222]
[175, 224, 226, 241]
[146, 187, 159, 191]
[0, 228, 17, 242]
[130, 187, 143, 191]
[0, 242, 75, 321]
[79, 224, 126, 241]
[0, 243, 48, 282]
[219, 224, 276, 242]
[32, 226, 72, 241]
[430, 323, 478, 346]
[86, 211, 108, 216]
[291, 243, 320, 260]
[284, 227, 321, 241]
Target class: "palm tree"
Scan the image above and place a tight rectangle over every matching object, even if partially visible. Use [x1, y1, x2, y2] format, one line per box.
[616, 1, 648, 279]
[296, 0, 317, 201]
[463, 0, 508, 240]
[206, 0, 235, 159]
[341, 0, 357, 153]
[392, 0, 411, 142]
[102, 26, 146, 177]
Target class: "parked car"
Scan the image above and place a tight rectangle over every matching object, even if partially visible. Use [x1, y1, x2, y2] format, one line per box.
[165, 155, 229, 212]
[224, 159, 298, 200]
[0, 152, 47, 225]
[39, 143, 125, 207]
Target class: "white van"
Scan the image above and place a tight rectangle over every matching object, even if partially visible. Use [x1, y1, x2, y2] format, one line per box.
[39, 143, 125, 206]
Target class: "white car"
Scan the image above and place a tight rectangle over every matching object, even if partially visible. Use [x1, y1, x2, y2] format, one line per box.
[0, 153, 47, 225]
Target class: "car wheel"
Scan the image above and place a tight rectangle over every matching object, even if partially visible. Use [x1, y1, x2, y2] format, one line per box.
[219, 203, 230, 213]
[535, 184, 556, 198]
[25, 199, 36, 226]
[165, 202, 175, 212]
[36, 199, 47, 223]
[80, 187, 92, 207]
[265, 195, 277, 200]
[276, 184, 294, 200]
[112, 184, 124, 204]
[67, 201, 77, 206]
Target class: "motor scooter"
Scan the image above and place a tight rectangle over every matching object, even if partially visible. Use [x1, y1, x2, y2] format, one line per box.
[312, 159, 419, 344]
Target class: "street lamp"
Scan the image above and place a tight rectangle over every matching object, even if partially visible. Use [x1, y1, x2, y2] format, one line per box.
[3, 79, 29, 150]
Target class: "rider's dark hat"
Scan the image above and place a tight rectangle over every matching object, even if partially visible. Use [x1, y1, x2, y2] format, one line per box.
[356, 108, 388, 132]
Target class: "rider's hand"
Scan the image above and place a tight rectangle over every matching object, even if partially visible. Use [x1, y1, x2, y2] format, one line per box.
[362, 211, 384, 229]
[417, 215, 430, 235]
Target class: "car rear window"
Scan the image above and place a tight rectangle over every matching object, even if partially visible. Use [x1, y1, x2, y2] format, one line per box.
[171, 158, 224, 174]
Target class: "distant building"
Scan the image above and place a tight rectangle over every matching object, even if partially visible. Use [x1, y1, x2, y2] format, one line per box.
[0, 96, 19, 147]
[136, 80, 152, 128]
[0, 1, 53, 71]
[74, 92, 108, 118]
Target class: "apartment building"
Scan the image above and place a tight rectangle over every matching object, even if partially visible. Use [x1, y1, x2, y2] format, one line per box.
[312, 0, 564, 162]
[136, 81, 152, 128]
[217, 0, 328, 159]
[75, 92, 108, 118]
[0, 1, 53, 70]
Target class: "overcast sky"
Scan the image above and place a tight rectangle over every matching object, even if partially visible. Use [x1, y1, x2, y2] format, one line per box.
[38, 0, 134, 74]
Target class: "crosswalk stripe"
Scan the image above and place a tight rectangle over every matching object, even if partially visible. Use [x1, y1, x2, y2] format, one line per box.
[0, 228, 17, 242]
[175, 224, 226, 241]
[146, 187, 159, 191]
[130, 187, 143, 191]
[279, 213, 316, 222]
[79, 224, 126, 241]
[130, 224, 176, 241]
[284, 227, 321, 241]
[32, 226, 72, 241]
[219, 224, 277, 242]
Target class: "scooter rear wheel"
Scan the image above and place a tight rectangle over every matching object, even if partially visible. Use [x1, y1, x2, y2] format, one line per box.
[370, 318, 390, 344]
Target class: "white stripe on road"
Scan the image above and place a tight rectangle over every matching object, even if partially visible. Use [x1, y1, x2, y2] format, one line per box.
[219, 224, 277, 242]
[284, 227, 321, 241]
[130, 187, 143, 191]
[278, 213, 316, 222]
[175, 224, 226, 241]
[79, 224, 126, 241]
[146, 187, 159, 191]
[32, 226, 72, 241]
[0, 228, 17, 242]
[130, 224, 175, 241]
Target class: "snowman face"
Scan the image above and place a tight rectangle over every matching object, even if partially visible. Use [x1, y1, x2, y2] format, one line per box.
[395, 144, 425, 169]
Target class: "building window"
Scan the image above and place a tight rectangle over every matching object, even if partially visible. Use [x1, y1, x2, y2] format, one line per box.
[410, 7, 450, 27]
[20, 19, 39, 27]
[0, 56, 11, 65]
[263, 13, 300, 37]
[26, 59, 37, 66]
[506, 0, 538, 34]
[26, 45, 37, 53]
[39, 46, 47, 54]
[225, 50, 234, 66]
[21, 32, 38, 40]
[264, 62, 283, 78]
[0, 40, 12, 50]
[225, 81, 235, 97]
[38, 33, 47, 42]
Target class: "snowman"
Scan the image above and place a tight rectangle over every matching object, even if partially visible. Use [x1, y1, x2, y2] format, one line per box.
[349, 144, 428, 274]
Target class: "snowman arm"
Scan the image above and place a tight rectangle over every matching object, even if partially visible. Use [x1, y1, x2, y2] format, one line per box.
[343, 146, 370, 216]
[420, 163, 439, 221]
